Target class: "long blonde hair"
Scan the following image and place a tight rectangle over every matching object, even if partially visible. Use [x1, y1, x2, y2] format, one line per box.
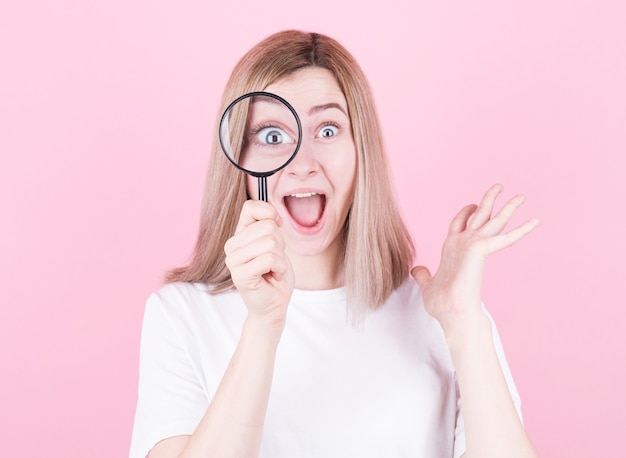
[167, 30, 415, 321]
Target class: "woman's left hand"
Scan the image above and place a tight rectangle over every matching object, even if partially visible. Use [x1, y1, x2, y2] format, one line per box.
[411, 184, 539, 338]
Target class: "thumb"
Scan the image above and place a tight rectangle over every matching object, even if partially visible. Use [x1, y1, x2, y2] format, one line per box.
[411, 266, 432, 289]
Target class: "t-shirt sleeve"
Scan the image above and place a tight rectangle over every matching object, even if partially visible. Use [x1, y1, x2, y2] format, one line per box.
[452, 310, 523, 458]
[129, 292, 209, 458]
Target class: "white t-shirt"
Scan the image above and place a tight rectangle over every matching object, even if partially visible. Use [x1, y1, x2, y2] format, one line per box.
[130, 278, 522, 458]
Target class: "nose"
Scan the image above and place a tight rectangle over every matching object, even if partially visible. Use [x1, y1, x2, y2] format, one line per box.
[285, 139, 318, 179]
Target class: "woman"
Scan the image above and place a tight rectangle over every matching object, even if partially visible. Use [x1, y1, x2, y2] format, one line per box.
[130, 30, 539, 458]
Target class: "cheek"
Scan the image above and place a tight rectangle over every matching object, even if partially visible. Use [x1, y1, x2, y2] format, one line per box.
[245, 175, 256, 200]
[335, 141, 357, 190]
[328, 142, 357, 211]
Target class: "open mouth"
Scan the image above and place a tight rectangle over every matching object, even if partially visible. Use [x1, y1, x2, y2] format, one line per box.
[283, 192, 326, 229]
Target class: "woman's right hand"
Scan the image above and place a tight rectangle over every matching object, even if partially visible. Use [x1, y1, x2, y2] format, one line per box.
[224, 200, 295, 329]
[148, 201, 294, 458]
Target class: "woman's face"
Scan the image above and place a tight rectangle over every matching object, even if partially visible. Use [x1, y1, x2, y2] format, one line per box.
[247, 67, 357, 259]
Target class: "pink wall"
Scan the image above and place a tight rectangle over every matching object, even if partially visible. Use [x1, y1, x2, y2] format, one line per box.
[1, 1, 624, 456]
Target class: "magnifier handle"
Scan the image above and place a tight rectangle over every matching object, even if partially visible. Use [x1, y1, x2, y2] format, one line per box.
[258, 176, 268, 202]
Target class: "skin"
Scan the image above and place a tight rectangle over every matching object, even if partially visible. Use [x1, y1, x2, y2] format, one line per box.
[249, 68, 358, 290]
[412, 185, 540, 457]
[149, 68, 539, 457]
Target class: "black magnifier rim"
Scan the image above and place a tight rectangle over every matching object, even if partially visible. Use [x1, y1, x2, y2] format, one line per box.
[218, 91, 303, 178]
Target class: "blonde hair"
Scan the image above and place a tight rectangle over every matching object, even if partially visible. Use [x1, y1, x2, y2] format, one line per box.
[167, 30, 415, 322]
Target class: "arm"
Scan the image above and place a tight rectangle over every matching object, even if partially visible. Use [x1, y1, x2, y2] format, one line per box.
[150, 201, 294, 458]
[449, 312, 535, 458]
[150, 317, 283, 458]
[412, 184, 539, 458]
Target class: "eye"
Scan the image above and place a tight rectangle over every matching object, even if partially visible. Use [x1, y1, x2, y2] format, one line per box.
[317, 125, 339, 138]
[257, 127, 293, 145]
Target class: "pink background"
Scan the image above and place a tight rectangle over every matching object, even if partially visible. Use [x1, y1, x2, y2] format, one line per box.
[1, 1, 624, 456]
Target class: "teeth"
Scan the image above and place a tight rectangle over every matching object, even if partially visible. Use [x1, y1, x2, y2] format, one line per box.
[289, 192, 317, 198]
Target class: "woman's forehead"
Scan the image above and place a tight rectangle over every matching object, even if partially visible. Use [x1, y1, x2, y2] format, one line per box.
[264, 68, 348, 116]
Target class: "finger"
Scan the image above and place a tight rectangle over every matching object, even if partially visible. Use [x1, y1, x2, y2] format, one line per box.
[448, 204, 478, 235]
[411, 265, 432, 289]
[235, 200, 279, 234]
[467, 184, 503, 230]
[226, 232, 285, 268]
[480, 193, 526, 236]
[265, 256, 291, 282]
[232, 252, 290, 287]
[225, 219, 282, 255]
[485, 217, 540, 254]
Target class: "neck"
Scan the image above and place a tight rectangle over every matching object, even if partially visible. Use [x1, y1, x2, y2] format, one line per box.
[287, 241, 345, 291]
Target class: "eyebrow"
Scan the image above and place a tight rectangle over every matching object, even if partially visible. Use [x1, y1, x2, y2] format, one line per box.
[250, 96, 286, 108]
[308, 102, 348, 117]
[250, 97, 349, 118]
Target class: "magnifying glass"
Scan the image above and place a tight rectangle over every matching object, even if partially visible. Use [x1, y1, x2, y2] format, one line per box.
[219, 92, 302, 202]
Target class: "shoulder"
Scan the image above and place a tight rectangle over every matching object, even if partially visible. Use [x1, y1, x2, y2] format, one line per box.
[380, 276, 425, 318]
[151, 281, 213, 305]
[389, 276, 422, 302]
[376, 277, 454, 357]
[149, 282, 242, 309]
[144, 282, 246, 330]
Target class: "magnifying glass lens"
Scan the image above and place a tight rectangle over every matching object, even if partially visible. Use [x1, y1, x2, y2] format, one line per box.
[220, 94, 301, 176]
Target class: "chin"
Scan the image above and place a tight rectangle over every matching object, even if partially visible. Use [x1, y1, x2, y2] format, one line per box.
[283, 227, 345, 258]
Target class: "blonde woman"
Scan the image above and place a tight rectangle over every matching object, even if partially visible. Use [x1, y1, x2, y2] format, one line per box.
[130, 30, 539, 458]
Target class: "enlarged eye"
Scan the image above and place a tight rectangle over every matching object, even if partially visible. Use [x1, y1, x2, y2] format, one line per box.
[317, 125, 339, 138]
[257, 127, 293, 145]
